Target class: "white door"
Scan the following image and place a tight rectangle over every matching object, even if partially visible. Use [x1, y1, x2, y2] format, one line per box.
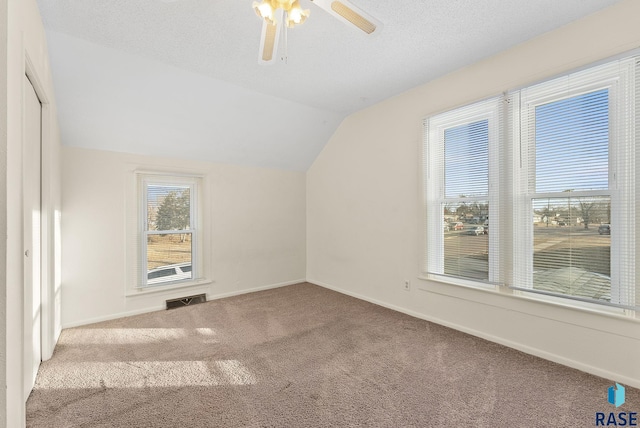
[23, 74, 42, 399]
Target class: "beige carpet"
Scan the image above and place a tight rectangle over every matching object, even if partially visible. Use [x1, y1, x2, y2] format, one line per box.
[27, 283, 638, 427]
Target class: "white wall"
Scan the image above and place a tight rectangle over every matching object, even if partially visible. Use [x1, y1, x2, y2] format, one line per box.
[0, 0, 8, 425]
[3, 0, 62, 426]
[61, 147, 306, 327]
[307, 0, 640, 388]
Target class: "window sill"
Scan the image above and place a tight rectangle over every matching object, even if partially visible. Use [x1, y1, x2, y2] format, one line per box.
[125, 278, 212, 297]
[508, 288, 628, 317]
[417, 276, 640, 338]
[422, 273, 499, 291]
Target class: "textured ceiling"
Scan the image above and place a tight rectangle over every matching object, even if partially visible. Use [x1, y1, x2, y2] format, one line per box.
[37, 0, 622, 170]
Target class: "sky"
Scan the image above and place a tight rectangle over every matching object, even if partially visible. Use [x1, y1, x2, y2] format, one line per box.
[443, 88, 609, 198]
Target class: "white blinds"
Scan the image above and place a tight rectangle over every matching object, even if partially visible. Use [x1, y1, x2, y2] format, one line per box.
[512, 58, 637, 310]
[424, 97, 502, 286]
[444, 120, 489, 198]
[144, 184, 194, 286]
[131, 173, 201, 289]
[534, 89, 609, 193]
[423, 55, 638, 310]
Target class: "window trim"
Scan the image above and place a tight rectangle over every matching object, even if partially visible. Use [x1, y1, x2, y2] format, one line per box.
[139, 175, 198, 288]
[126, 169, 211, 296]
[421, 55, 638, 314]
[423, 96, 501, 288]
[512, 58, 636, 309]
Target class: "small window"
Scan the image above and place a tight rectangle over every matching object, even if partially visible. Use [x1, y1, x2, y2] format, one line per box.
[139, 174, 201, 288]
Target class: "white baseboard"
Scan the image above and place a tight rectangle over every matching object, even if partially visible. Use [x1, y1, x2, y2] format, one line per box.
[308, 279, 640, 390]
[202, 279, 306, 301]
[62, 304, 167, 329]
[62, 278, 306, 329]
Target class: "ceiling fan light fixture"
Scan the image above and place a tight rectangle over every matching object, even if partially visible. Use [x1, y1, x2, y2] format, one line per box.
[253, 0, 381, 65]
[261, 22, 278, 61]
[330, 1, 376, 34]
[286, 1, 310, 28]
[253, 0, 276, 24]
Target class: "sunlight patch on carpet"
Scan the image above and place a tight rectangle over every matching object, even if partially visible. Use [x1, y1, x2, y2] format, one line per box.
[195, 327, 219, 343]
[34, 360, 256, 389]
[58, 328, 221, 344]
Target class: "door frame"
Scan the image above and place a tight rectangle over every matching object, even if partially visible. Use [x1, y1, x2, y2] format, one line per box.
[24, 53, 57, 371]
[22, 71, 41, 399]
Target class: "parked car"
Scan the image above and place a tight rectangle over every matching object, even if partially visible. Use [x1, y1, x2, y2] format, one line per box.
[467, 226, 486, 236]
[598, 224, 611, 235]
[453, 222, 464, 231]
[147, 262, 192, 285]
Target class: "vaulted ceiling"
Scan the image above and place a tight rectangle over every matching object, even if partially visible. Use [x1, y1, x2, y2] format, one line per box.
[37, 0, 622, 170]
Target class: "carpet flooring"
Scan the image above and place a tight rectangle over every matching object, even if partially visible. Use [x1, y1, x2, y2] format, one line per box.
[26, 283, 638, 427]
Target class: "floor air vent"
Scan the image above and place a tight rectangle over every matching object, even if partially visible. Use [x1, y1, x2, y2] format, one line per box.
[166, 293, 206, 310]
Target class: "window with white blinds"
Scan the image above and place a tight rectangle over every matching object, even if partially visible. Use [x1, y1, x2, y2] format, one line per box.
[138, 174, 202, 288]
[512, 58, 637, 310]
[424, 97, 501, 286]
[423, 54, 639, 311]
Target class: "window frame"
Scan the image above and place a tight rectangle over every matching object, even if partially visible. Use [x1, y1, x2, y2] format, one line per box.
[423, 97, 501, 288]
[512, 58, 636, 310]
[421, 55, 638, 313]
[140, 175, 198, 288]
[126, 170, 210, 296]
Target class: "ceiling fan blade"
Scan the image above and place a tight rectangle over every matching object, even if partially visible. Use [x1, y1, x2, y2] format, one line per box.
[310, 0, 381, 34]
[258, 9, 283, 64]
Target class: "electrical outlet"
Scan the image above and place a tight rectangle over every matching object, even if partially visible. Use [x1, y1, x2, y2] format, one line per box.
[404, 280, 410, 291]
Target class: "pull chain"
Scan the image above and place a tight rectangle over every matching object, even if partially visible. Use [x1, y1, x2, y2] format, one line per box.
[282, 12, 288, 64]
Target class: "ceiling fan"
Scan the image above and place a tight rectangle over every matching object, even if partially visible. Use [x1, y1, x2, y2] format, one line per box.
[252, 0, 382, 64]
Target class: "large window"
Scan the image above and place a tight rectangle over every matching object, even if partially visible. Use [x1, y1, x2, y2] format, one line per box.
[423, 56, 638, 311]
[138, 174, 202, 288]
[513, 58, 636, 309]
[424, 98, 501, 286]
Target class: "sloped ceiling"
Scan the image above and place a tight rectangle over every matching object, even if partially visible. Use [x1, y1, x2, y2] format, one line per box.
[37, 0, 622, 170]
